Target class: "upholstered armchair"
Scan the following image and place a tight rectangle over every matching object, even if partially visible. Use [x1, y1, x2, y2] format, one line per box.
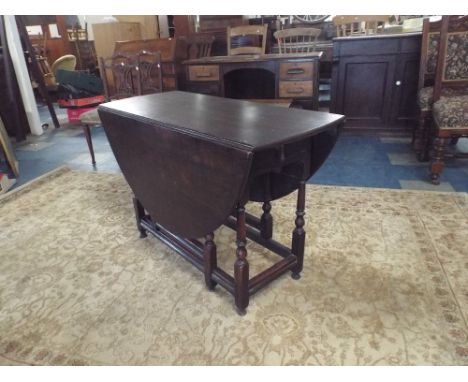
[429, 15, 468, 184]
[414, 17, 468, 161]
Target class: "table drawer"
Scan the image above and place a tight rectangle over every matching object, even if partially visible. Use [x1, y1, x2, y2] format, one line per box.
[279, 62, 314, 80]
[279, 81, 313, 98]
[188, 65, 220, 82]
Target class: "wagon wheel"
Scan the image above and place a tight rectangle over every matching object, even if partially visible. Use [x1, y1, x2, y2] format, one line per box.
[293, 15, 330, 24]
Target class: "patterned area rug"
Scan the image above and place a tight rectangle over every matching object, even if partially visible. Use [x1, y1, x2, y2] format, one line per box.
[0, 167, 467, 366]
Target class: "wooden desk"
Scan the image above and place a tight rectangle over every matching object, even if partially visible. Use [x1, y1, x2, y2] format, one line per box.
[99, 91, 344, 314]
[183, 53, 322, 109]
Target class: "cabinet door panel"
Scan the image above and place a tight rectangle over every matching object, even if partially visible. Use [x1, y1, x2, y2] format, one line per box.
[390, 53, 420, 126]
[335, 55, 396, 128]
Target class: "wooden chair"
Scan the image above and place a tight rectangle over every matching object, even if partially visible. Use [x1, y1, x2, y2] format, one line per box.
[100, 53, 137, 100]
[414, 16, 468, 161]
[412, 17, 442, 160]
[180, 33, 215, 59]
[333, 16, 389, 37]
[135, 50, 163, 95]
[227, 24, 268, 55]
[429, 15, 468, 184]
[80, 53, 139, 165]
[274, 27, 321, 54]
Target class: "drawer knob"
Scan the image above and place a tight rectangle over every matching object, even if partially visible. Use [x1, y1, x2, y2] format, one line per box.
[395, 80, 401, 86]
[286, 87, 305, 94]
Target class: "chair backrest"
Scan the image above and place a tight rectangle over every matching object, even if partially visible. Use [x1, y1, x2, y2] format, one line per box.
[433, 15, 468, 102]
[51, 54, 77, 77]
[274, 27, 321, 54]
[100, 53, 137, 100]
[180, 33, 216, 59]
[135, 50, 163, 95]
[417, 17, 443, 91]
[333, 15, 389, 37]
[227, 24, 268, 55]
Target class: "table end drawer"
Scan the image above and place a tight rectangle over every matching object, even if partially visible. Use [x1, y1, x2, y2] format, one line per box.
[279, 81, 313, 98]
[188, 65, 220, 82]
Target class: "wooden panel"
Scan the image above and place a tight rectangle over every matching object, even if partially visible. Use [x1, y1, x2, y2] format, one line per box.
[337, 36, 399, 56]
[279, 81, 313, 98]
[114, 38, 181, 62]
[340, 58, 395, 127]
[93, 22, 141, 76]
[186, 83, 220, 96]
[188, 65, 220, 81]
[279, 62, 314, 80]
[391, 53, 420, 124]
[163, 77, 176, 90]
[113, 16, 159, 40]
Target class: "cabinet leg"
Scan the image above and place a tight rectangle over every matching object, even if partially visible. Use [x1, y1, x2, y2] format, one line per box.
[291, 181, 306, 280]
[133, 197, 147, 238]
[234, 204, 249, 315]
[203, 232, 217, 290]
[260, 201, 273, 239]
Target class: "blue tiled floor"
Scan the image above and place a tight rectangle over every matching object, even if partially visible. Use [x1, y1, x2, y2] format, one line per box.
[311, 134, 468, 192]
[2, 104, 468, 192]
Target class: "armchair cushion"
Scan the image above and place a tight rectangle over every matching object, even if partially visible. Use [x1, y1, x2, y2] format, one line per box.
[433, 94, 468, 129]
[417, 86, 468, 112]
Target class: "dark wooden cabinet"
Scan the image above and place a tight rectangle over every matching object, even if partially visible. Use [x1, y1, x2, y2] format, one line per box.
[330, 33, 421, 131]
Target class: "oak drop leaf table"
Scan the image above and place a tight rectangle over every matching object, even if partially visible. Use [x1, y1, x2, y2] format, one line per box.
[99, 91, 345, 315]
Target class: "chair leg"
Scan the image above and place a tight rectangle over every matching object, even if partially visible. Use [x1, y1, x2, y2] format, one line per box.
[430, 136, 449, 185]
[83, 124, 96, 165]
[414, 112, 430, 161]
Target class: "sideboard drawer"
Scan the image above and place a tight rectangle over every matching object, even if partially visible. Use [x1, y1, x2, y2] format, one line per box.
[279, 62, 314, 80]
[279, 81, 313, 98]
[188, 65, 220, 82]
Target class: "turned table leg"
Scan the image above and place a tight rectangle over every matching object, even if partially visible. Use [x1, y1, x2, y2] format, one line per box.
[133, 197, 147, 238]
[291, 181, 306, 280]
[234, 204, 249, 315]
[260, 201, 273, 239]
[204, 232, 217, 290]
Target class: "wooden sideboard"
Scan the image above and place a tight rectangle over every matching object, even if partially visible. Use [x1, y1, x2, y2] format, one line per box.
[183, 53, 322, 109]
[330, 32, 421, 131]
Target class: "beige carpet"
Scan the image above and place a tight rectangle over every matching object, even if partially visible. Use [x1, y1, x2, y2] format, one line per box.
[0, 166, 467, 366]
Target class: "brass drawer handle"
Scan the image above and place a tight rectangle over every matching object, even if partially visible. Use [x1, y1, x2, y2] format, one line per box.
[287, 68, 305, 75]
[195, 72, 213, 78]
[286, 87, 305, 94]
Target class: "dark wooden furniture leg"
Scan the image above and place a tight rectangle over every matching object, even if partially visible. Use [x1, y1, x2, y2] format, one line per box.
[291, 181, 306, 279]
[234, 204, 249, 315]
[133, 197, 147, 238]
[430, 136, 450, 185]
[260, 201, 273, 239]
[83, 124, 96, 165]
[414, 112, 430, 162]
[203, 232, 217, 290]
